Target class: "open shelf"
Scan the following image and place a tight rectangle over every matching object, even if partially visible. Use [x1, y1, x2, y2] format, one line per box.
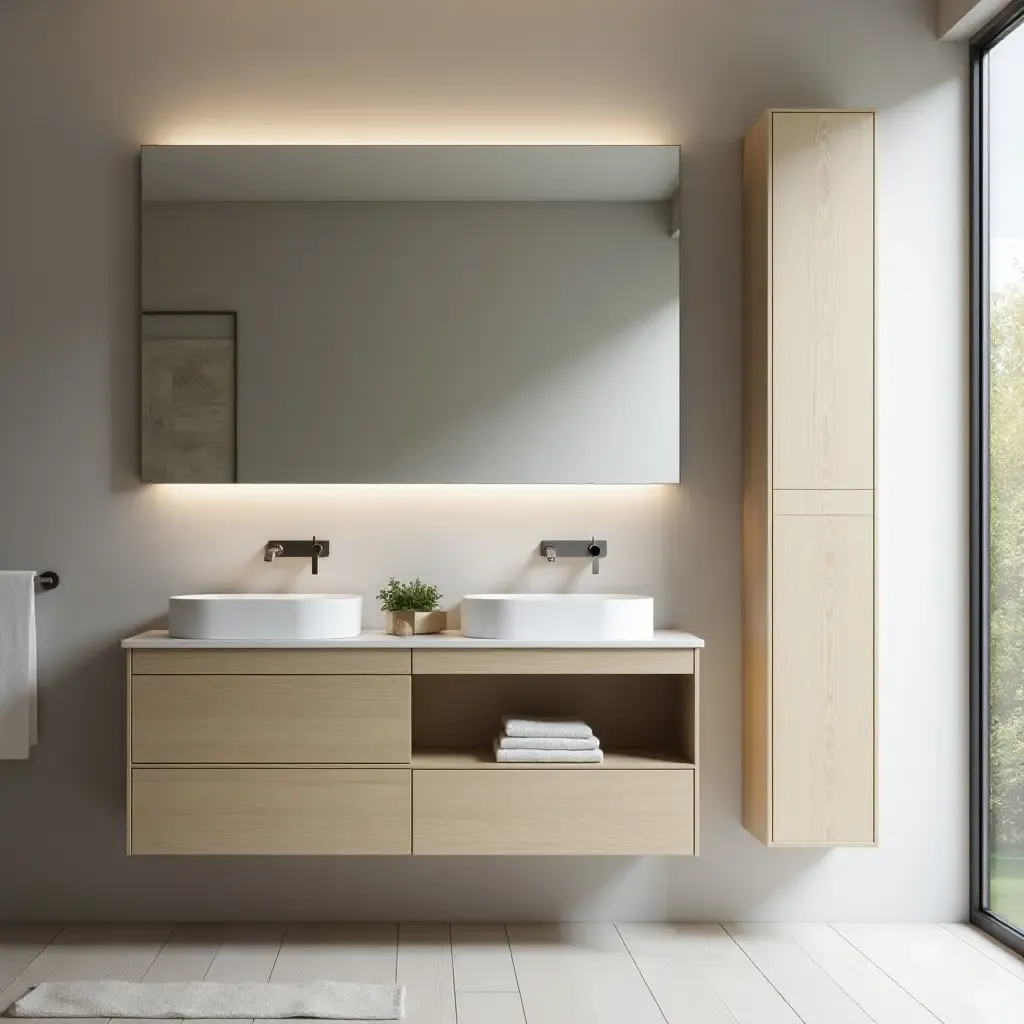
[411, 671, 696, 765]
[411, 749, 694, 770]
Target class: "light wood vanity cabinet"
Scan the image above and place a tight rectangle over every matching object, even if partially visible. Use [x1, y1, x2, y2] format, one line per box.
[125, 637, 701, 856]
[131, 675, 411, 764]
[742, 110, 876, 846]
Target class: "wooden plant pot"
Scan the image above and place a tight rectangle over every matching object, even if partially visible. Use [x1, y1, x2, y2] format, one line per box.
[384, 610, 446, 636]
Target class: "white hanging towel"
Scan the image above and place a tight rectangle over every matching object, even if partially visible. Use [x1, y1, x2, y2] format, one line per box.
[0, 571, 37, 758]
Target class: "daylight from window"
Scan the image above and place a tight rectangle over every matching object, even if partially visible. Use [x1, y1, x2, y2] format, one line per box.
[988, 18, 1024, 930]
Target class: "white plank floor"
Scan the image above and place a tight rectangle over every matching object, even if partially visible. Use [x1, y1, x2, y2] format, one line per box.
[0, 923, 1021, 1023]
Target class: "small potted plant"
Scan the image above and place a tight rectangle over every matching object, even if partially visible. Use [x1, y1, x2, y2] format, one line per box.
[377, 577, 446, 636]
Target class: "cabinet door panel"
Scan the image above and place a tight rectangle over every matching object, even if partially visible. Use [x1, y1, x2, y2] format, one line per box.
[772, 513, 874, 844]
[771, 111, 874, 489]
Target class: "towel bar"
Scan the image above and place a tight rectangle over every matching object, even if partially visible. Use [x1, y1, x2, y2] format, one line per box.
[35, 570, 59, 591]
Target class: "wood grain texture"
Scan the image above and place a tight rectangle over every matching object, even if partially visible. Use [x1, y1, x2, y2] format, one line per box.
[736, 924, 939, 1024]
[507, 924, 667, 1024]
[268, 923, 397, 983]
[109, 922, 226, 1024]
[126, 651, 133, 854]
[412, 672, 690, 756]
[725, 924, 875, 1023]
[617, 923, 804, 1023]
[413, 769, 694, 855]
[201, 921, 285, 1010]
[837, 924, 1024, 1024]
[136, 922, 222, 982]
[742, 111, 773, 845]
[0, 925, 63, 993]
[385, 610, 447, 636]
[9, 921, 1015, 1024]
[451, 924, 518, 993]
[0, 924, 172, 1008]
[131, 768, 411, 855]
[943, 923, 1024, 982]
[771, 111, 874, 490]
[411, 750, 691, 769]
[686, 653, 700, 853]
[131, 648, 410, 675]
[773, 489, 874, 515]
[456, 992, 526, 1024]
[743, 109, 875, 847]
[412, 648, 693, 675]
[772, 514, 875, 844]
[130, 674, 411, 765]
[397, 923, 456, 1024]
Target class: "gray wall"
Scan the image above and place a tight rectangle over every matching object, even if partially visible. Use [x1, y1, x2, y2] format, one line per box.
[0, 0, 967, 921]
[143, 200, 680, 483]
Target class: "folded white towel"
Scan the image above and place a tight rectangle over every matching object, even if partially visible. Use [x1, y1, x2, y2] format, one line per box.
[494, 741, 603, 763]
[0, 571, 37, 759]
[498, 734, 600, 750]
[502, 716, 593, 740]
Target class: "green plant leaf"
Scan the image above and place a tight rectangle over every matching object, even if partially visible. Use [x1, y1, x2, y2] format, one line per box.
[376, 576, 442, 612]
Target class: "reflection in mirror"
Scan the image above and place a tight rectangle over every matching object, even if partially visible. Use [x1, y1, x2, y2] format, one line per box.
[140, 146, 681, 483]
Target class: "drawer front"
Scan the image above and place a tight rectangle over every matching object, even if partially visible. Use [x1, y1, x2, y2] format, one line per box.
[131, 768, 411, 854]
[413, 769, 694, 855]
[412, 649, 694, 676]
[131, 648, 410, 675]
[131, 675, 410, 764]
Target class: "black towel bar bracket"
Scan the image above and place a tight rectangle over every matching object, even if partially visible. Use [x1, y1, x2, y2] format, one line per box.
[35, 570, 59, 591]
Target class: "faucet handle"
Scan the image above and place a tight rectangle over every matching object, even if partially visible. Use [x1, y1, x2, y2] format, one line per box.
[263, 538, 330, 574]
[539, 539, 606, 574]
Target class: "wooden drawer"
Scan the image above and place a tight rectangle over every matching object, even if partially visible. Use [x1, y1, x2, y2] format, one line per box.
[131, 675, 410, 764]
[412, 648, 694, 675]
[130, 768, 411, 854]
[413, 768, 694, 855]
[131, 648, 410, 675]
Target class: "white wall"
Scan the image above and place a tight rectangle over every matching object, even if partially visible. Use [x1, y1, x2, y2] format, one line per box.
[0, 0, 968, 922]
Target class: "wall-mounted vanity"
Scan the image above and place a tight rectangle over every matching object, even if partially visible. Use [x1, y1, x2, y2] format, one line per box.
[139, 144, 681, 484]
[122, 631, 702, 857]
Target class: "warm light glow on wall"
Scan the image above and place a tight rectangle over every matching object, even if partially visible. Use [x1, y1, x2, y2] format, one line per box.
[151, 121, 673, 147]
[147, 483, 672, 507]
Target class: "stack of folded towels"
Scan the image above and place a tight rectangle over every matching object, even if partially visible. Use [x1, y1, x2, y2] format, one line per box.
[494, 716, 603, 763]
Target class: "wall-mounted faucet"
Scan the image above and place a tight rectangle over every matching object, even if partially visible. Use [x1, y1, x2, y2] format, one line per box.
[539, 538, 608, 575]
[264, 537, 330, 575]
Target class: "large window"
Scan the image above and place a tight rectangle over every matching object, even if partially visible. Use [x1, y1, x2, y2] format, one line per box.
[973, 0, 1024, 952]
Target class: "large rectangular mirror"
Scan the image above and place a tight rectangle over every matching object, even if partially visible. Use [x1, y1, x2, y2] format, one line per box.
[140, 145, 680, 483]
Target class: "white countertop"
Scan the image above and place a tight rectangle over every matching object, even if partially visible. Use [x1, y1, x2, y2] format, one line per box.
[121, 629, 704, 649]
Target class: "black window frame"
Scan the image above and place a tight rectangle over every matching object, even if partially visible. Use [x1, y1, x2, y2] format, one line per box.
[971, 0, 1024, 955]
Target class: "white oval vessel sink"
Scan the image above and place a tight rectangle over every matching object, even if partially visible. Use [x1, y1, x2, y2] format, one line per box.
[168, 594, 363, 641]
[461, 593, 654, 642]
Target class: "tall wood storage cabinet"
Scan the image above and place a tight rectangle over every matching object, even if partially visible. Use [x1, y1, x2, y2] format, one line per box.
[742, 109, 876, 846]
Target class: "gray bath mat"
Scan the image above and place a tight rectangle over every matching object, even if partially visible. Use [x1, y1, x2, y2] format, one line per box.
[5, 980, 404, 1019]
